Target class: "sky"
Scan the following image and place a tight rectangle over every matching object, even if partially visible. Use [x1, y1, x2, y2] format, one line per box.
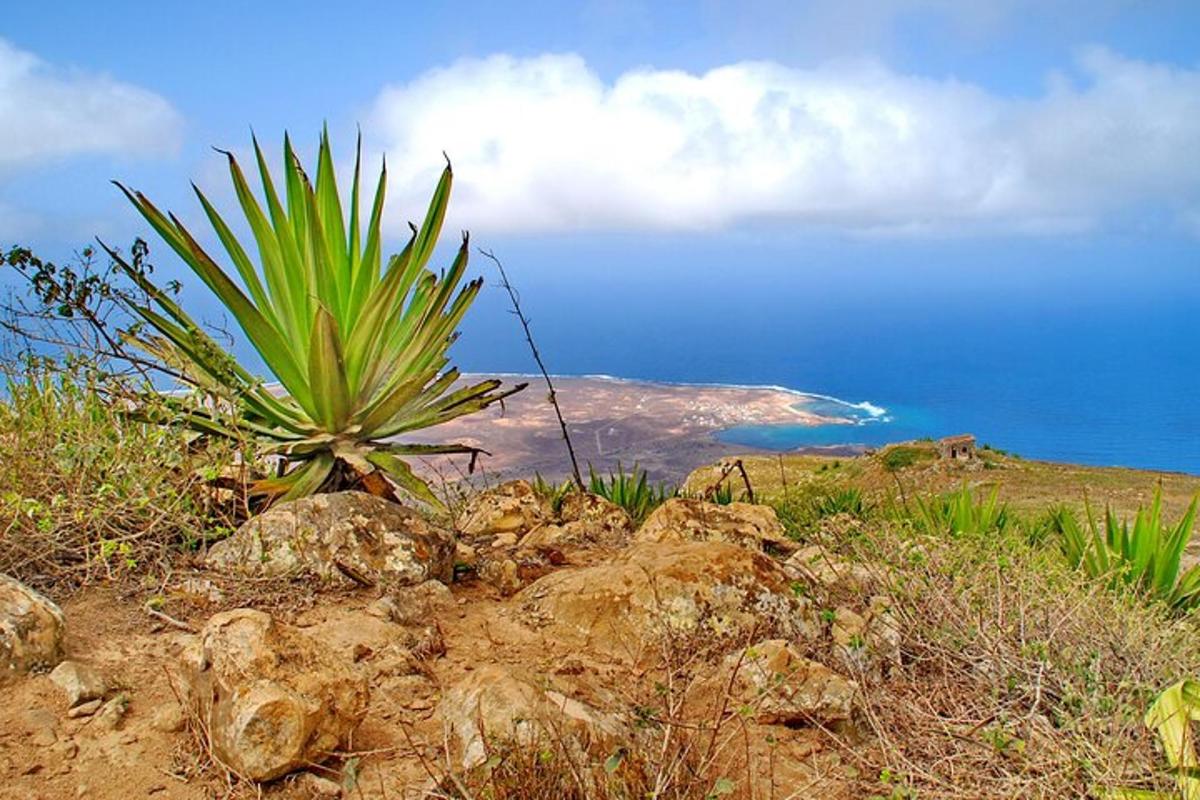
[1, 1, 1198, 368]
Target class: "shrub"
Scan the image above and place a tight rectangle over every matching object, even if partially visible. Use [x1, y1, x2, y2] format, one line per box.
[1053, 488, 1200, 612]
[0, 356, 239, 589]
[587, 463, 676, 525]
[881, 445, 936, 471]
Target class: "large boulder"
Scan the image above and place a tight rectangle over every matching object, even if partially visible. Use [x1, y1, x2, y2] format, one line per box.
[206, 492, 455, 589]
[718, 640, 856, 727]
[518, 541, 813, 659]
[634, 498, 795, 553]
[456, 480, 551, 539]
[181, 609, 370, 781]
[1, 574, 65, 683]
[440, 664, 626, 769]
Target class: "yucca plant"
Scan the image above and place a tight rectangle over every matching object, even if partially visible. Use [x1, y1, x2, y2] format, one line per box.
[1055, 488, 1200, 611]
[108, 130, 523, 506]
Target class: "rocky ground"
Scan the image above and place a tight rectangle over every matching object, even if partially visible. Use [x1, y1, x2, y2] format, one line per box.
[0, 484, 890, 800]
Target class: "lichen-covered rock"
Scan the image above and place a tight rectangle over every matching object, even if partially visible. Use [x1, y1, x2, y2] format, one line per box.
[720, 640, 856, 726]
[440, 664, 626, 769]
[182, 609, 369, 781]
[456, 480, 551, 539]
[784, 544, 878, 596]
[1, 574, 65, 682]
[518, 541, 813, 659]
[522, 492, 634, 551]
[48, 660, 107, 707]
[206, 492, 454, 589]
[831, 596, 902, 678]
[634, 498, 794, 553]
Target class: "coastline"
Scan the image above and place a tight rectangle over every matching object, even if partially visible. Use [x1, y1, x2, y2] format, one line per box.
[406, 373, 872, 482]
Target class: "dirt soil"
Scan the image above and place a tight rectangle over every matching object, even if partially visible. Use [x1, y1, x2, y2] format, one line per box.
[0, 560, 856, 800]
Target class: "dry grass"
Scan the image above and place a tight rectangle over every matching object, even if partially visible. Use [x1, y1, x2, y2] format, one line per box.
[834, 522, 1198, 799]
[698, 447, 1200, 523]
[0, 360, 245, 592]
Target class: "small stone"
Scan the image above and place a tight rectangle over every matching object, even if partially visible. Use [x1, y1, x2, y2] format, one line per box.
[23, 708, 58, 746]
[52, 739, 79, 759]
[365, 597, 399, 621]
[66, 699, 102, 718]
[49, 661, 107, 707]
[297, 771, 343, 797]
[117, 731, 138, 745]
[491, 532, 519, 548]
[93, 694, 128, 731]
[150, 704, 186, 733]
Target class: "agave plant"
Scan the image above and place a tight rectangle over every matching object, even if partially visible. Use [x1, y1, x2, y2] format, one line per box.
[587, 463, 676, 525]
[1056, 488, 1200, 611]
[108, 130, 523, 506]
[912, 484, 1009, 537]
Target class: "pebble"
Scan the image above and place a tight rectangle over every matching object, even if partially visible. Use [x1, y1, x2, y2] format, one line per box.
[150, 704, 186, 733]
[66, 699, 102, 718]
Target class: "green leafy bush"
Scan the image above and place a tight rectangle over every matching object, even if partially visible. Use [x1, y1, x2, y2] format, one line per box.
[0, 356, 237, 588]
[113, 131, 521, 505]
[1053, 488, 1200, 612]
[881, 445, 936, 471]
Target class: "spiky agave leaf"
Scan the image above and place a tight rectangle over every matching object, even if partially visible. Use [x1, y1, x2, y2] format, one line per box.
[114, 130, 524, 505]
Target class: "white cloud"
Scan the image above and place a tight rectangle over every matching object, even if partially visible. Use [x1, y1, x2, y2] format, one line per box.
[0, 38, 182, 172]
[366, 49, 1200, 235]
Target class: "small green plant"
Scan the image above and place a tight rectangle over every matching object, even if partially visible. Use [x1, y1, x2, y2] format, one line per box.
[531, 472, 574, 514]
[587, 463, 676, 525]
[912, 484, 1009, 537]
[812, 487, 870, 519]
[1054, 488, 1200, 612]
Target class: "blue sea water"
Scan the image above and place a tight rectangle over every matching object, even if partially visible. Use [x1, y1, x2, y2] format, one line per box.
[451, 232, 1200, 475]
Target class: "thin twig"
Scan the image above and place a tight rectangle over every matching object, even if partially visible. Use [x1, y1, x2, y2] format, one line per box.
[477, 248, 584, 490]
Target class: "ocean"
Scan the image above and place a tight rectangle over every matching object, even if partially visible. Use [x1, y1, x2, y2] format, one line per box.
[451, 232, 1200, 475]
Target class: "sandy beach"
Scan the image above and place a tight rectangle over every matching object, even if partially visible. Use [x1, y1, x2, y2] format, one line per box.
[404, 374, 842, 483]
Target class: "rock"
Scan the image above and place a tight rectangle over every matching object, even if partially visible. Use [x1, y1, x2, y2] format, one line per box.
[521, 492, 634, 551]
[1, 574, 66, 682]
[296, 771, 343, 797]
[518, 541, 813, 659]
[181, 609, 369, 781]
[21, 707, 59, 746]
[366, 580, 454, 626]
[456, 480, 551, 539]
[440, 664, 626, 769]
[720, 640, 856, 726]
[150, 704, 186, 733]
[66, 699, 102, 718]
[634, 498, 795, 553]
[93, 693, 128, 732]
[206, 492, 455, 590]
[49, 661, 107, 707]
[478, 557, 524, 596]
[832, 598, 901, 678]
[784, 545, 877, 596]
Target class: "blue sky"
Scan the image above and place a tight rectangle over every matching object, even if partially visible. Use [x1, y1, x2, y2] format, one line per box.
[1, 1, 1198, 346]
